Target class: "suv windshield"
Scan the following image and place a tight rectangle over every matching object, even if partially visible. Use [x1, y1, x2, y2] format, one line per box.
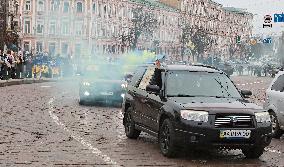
[83, 64, 124, 80]
[167, 71, 241, 98]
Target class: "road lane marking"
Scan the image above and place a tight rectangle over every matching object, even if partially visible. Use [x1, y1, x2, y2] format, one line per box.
[235, 80, 267, 87]
[48, 98, 121, 167]
[41, 85, 51, 88]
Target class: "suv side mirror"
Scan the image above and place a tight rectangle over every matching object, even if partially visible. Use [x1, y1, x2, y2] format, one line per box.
[241, 90, 252, 98]
[146, 85, 160, 94]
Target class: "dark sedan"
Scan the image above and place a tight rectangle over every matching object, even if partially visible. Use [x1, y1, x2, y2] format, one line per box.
[79, 64, 127, 106]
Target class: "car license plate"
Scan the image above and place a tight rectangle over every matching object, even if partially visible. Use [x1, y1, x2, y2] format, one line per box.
[220, 130, 251, 139]
[100, 92, 113, 96]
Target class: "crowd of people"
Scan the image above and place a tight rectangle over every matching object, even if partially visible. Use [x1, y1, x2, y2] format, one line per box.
[0, 50, 73, 80]
[1, 49, 283, 80]
[235, 64, 283, 77]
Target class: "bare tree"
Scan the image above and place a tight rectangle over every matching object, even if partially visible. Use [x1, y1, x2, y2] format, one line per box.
[229, 44, 238, 59]
[180, 22, 192, 60]
[120, 6, 158, 51]
[251, 43, 264, 59]
[190, 27, 214, 62]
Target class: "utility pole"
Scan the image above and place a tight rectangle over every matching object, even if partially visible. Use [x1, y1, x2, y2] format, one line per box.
[0, 0, 7, 51]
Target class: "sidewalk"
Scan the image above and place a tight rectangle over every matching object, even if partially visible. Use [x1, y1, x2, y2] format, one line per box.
[0, 78, 58, 87]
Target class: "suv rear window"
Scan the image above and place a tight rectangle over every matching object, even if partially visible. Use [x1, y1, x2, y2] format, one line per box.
[271, 74, 284, 92]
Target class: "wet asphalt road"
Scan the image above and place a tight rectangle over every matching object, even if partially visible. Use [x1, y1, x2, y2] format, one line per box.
[0, 76, 284, 167]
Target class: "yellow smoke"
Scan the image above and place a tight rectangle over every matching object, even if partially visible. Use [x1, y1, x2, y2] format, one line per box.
[120, 50, 156, 73]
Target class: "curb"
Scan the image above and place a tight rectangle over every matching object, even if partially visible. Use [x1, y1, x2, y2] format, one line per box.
[0, 78, 58, 87]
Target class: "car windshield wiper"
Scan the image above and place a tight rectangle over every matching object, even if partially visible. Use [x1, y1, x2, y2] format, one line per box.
[207, 96, 226, 98]
[167, 94, 197, 97]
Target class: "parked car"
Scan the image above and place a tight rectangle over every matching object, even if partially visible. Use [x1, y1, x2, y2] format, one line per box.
[264, 71, 284, 138]
[122, 64, 272, 158]
[79, 64, 127, 106]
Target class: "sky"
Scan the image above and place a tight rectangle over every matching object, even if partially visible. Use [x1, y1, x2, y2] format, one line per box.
[213, 0, 284, 36]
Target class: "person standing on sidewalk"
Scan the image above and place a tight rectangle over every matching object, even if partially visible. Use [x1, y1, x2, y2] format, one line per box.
[0, 50, 4, 80]
[17, 51, 24, 78]
[4, 50, 12, 80]
[10, 51, 17, 79]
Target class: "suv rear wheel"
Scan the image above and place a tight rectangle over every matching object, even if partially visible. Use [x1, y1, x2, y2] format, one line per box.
[124, 108, 141, 139]
[159, 119, 178, 158]
[270, 112, 283, 139]
[242, 147, 265, 159]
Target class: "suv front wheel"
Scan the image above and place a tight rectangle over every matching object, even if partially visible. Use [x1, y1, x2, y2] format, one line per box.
[242, 146, 265, 159]
[159, 119, 178, 158]
[124, 108, 141, 139]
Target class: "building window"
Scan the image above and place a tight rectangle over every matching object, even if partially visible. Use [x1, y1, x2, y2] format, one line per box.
[75, 44, 81, 57]
[98, 3, 101, 17]
[92, 22, 97, 36]
[75, 21, 83, 35]
[24, 20, 31, 34]
[49, 21, 56, 35]
[61, 20, 70, 35]
[123, 7, 127, 17]
[77, 2, 83, 13]
[36, 20, 44, 34]
[97, 23, 101, 37]
[92, 3, 96, 13]
[101, 25, 106, 37]
[36, 42, 43, 52]
[63, 2, 69, 13]
[61, 43, 68, 56]
[51, 0, 60, 11]
[49, 43, 56, 56]
[24, 41, 30, 51]
[37, 0, 44, 12]
[25, 0, 31, 11]
[103, 5, 107, 17]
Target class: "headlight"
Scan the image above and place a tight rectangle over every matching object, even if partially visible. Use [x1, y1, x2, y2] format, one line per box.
[255, 112, 271, 123]
[121, 83, 127, 88]
[84, 91, 90, 96]
[83, 82, 90, 86]
[180, 110, 208, 122]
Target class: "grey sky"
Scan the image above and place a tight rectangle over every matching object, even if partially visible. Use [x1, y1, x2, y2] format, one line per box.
[213, 0, 284, 35]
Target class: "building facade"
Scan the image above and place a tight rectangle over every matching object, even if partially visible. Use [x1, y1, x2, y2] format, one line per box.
[178, 0, 253, 60]
[0, 0, 20, 51]
[19, 0, 253, 62]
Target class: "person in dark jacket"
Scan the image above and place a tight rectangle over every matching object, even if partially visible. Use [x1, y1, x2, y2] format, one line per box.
[25, 52, 33, 78]
[0, 50, 4, 79]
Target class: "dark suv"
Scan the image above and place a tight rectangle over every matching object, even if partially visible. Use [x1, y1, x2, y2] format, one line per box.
[122, 64, 272, 158]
